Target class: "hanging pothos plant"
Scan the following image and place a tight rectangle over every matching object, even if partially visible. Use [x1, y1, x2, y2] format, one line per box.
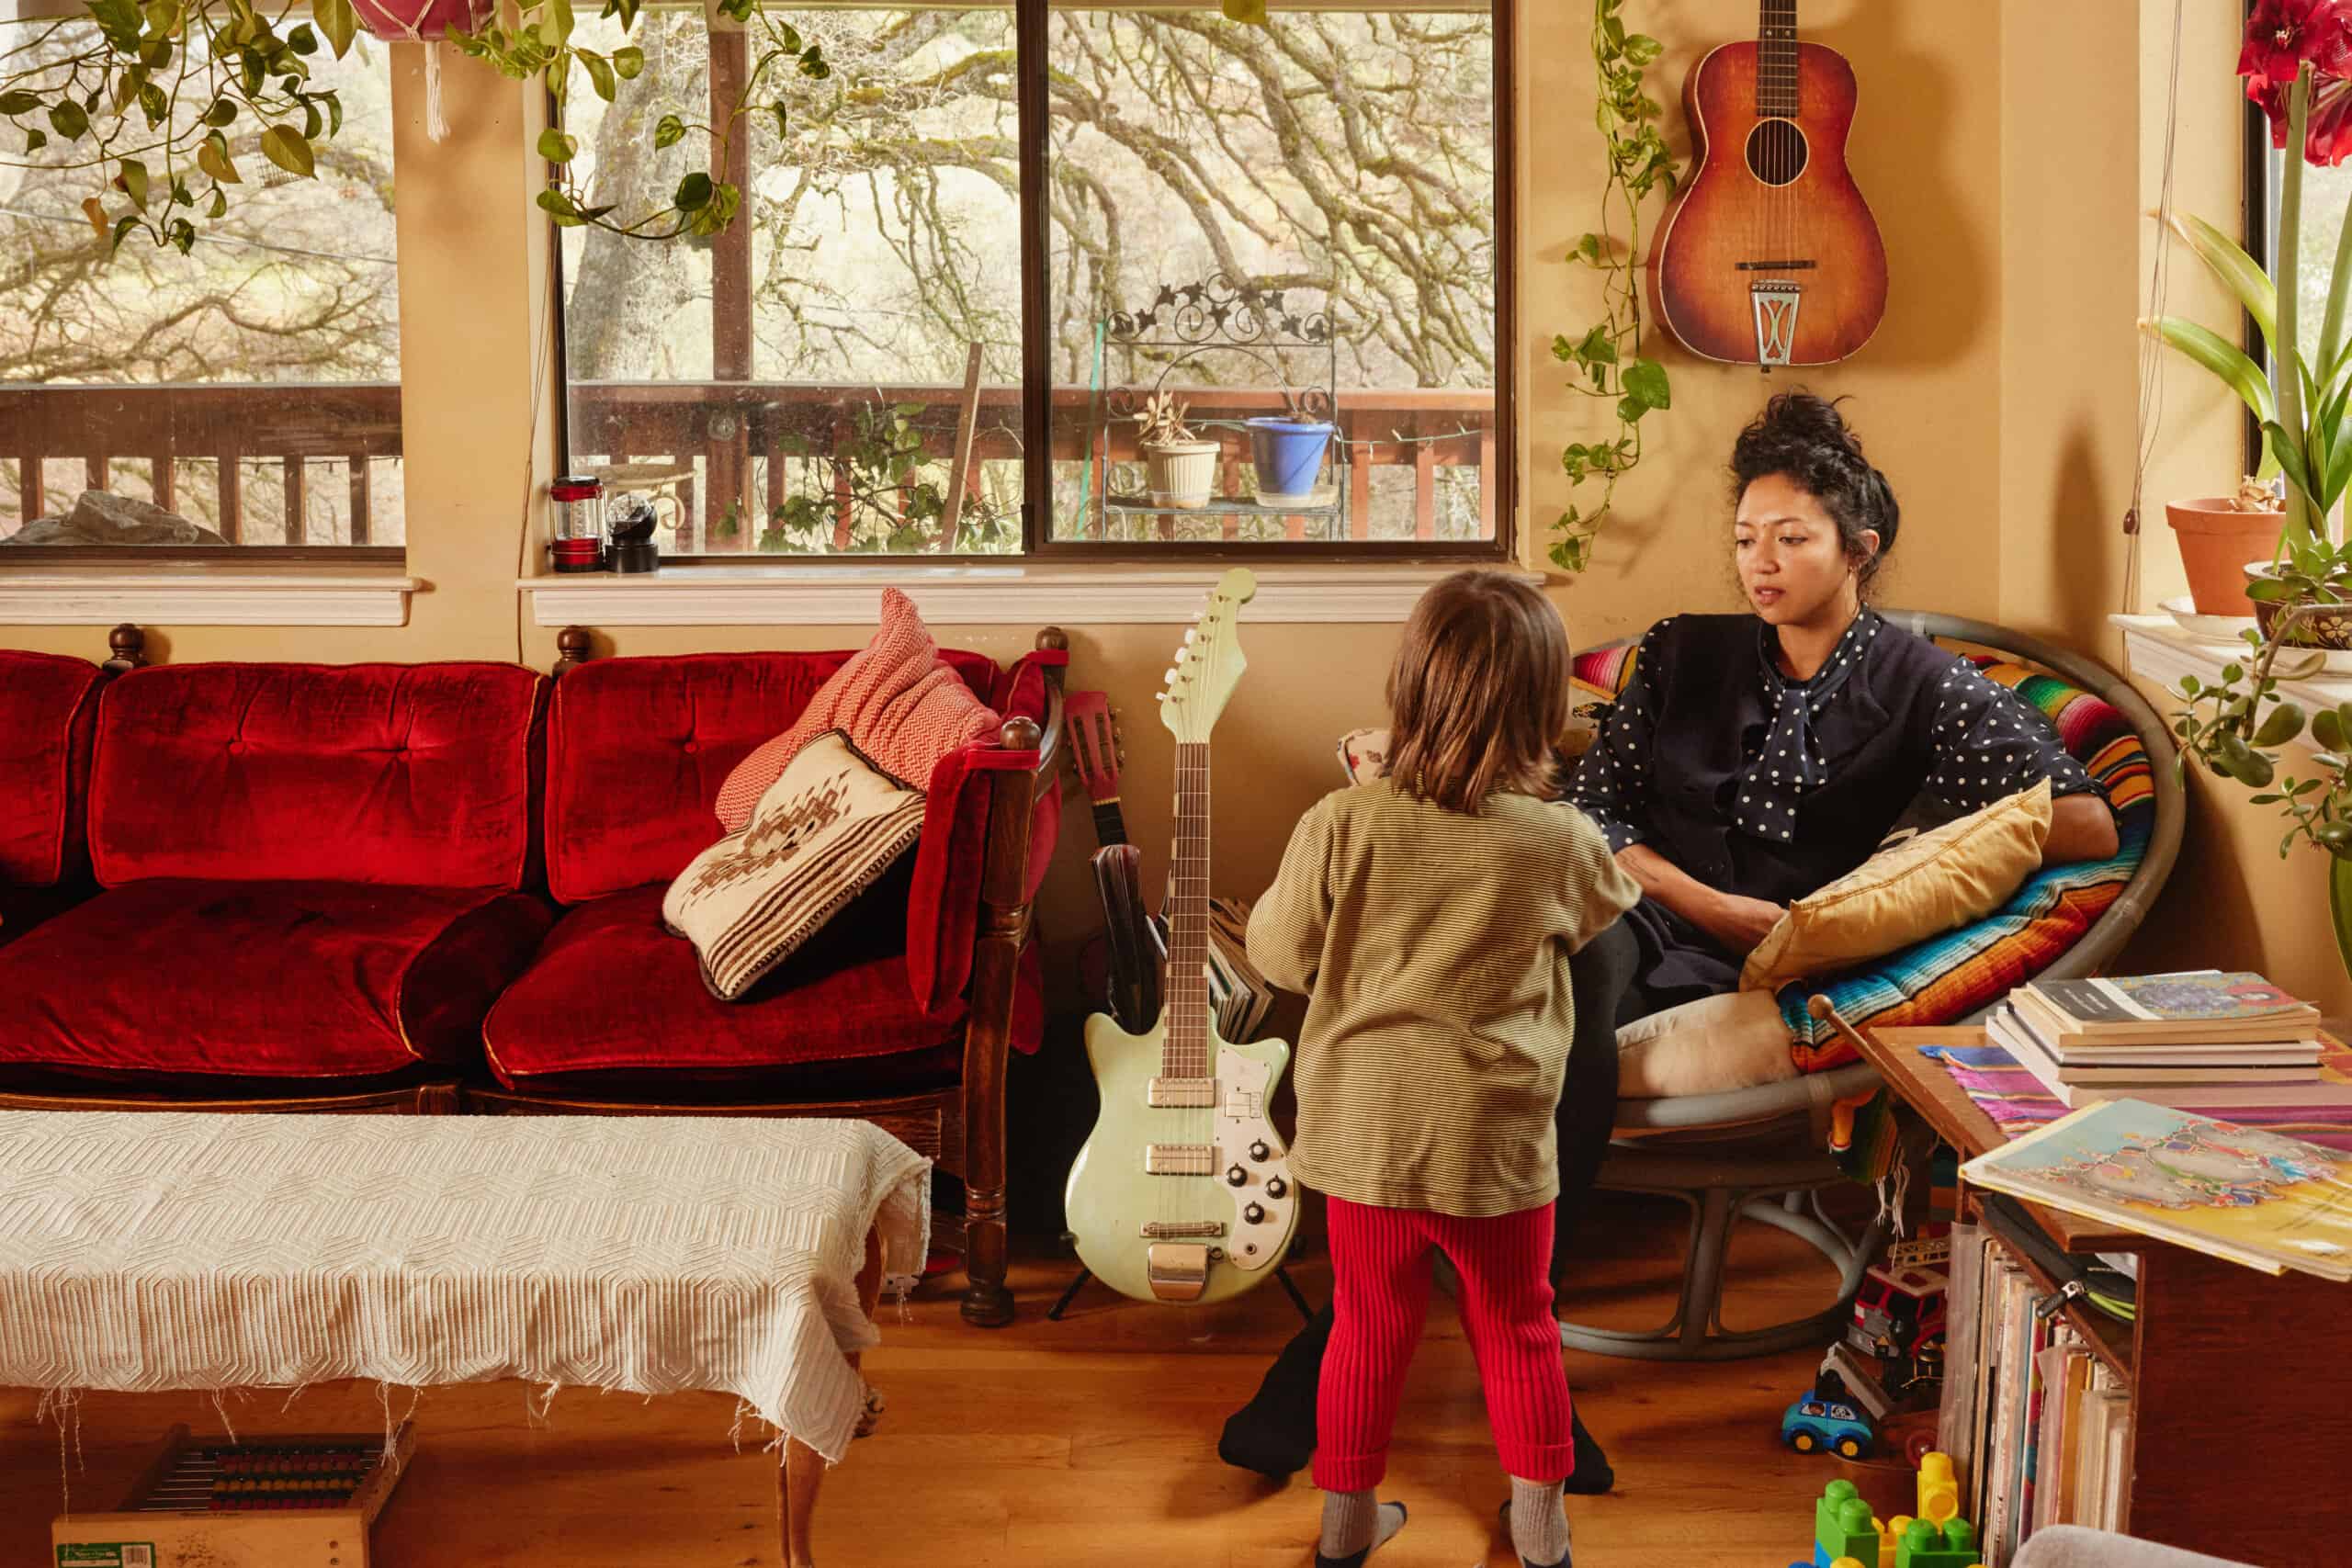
[0, 0, 829, 253]
[1551, 0, 1680, 574]
[2, 0, 1272, 255]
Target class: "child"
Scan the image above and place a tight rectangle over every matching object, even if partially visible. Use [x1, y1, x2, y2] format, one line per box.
[1246, 570, 1641, 1568]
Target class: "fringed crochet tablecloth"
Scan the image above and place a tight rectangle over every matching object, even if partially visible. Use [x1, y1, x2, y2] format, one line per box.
[0, 1111, 929, 1462]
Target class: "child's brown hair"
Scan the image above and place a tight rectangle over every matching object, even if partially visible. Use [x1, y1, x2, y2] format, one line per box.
[1384, 570, 1569, 814]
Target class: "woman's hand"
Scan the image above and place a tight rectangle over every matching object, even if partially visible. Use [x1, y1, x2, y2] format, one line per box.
[1616, 843, 1787, 955]
[1699, 892, 1788, 956]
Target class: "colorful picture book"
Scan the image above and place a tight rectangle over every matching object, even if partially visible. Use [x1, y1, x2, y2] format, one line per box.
[1961, 1101, 2352, 1280]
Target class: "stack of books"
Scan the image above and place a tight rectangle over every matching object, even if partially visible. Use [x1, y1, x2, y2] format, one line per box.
[1984, 972, 2352, 1111]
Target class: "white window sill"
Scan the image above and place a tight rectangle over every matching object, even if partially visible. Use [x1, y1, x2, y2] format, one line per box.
[2113, 613, 2352, 750]
[0, 566, 420, 626]
[517, 561, 1536, 626]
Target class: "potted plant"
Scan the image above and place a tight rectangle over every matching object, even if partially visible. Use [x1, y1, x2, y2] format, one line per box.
[1134, 391, 1218, 511]
[2244, 535, 2352, 648]
[2143, 2, 2352, 613]
[2170, 574, 2352, 984]
[1243, 389, 1335, 505]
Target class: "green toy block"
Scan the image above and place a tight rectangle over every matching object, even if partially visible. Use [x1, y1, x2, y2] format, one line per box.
[1815, 1479, 1881, 1565]
[1894, 1515, 1980, 1568]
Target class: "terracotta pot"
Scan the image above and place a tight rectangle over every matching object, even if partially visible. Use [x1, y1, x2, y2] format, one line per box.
[1143, 439, 1220, 510]
[2167, 498, 2284, 616]
[2244, 561, 2352, 649]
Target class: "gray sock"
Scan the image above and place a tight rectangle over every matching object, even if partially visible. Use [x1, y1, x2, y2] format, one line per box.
[1509, 1475, 1572, 1566]
[1318, 1489, 1407, 1562]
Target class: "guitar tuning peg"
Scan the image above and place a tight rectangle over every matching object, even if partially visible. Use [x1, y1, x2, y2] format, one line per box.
[1163, 667, 1180, 685]
[1174, 647, 1190, 664]
[1182, 628, 1195, 643]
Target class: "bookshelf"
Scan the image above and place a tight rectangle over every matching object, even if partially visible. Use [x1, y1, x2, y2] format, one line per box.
[1861, 1026, 2352, 1564]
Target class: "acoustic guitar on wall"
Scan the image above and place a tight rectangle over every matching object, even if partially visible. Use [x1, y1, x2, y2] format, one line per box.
[1646, 0, 1887, 367]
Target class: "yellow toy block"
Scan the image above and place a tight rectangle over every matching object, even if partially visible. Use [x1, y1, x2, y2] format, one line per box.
[1917, 1450, 1960, 1525]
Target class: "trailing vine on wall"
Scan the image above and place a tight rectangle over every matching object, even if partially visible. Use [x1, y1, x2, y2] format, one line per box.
[1551, 0, 1680, 574]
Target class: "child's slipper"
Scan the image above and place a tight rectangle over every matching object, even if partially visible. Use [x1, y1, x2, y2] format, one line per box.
[1314, 1501, 1407, 1568]
[1494, 1500, 1572, 1568]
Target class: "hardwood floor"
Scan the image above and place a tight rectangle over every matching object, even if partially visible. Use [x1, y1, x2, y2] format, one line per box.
[0, 1193, 1860, 1566]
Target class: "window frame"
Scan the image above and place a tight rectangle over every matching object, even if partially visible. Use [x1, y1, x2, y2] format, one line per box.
[0, 18, 406, 569]
[2247, 58, 2274, 479]
[552, 0, 1518, 566]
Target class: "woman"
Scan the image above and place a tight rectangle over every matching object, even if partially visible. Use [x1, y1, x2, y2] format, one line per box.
[1218, 391, 2119, 1493]
[1568, 391, 2118, 1022]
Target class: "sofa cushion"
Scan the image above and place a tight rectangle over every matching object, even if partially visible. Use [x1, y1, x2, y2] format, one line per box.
[714, 588, 1001, 833]
[666, 731, 928, 1001]
[0, 880, 553, 1080]
[90, 662, 545, 890]
[484, 880, 966, 1095]
[0, 650, 102, 888]
[543, 648, 1000, 906]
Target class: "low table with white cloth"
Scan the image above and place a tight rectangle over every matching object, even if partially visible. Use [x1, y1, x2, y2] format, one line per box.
[0, 1111, 929, 1565]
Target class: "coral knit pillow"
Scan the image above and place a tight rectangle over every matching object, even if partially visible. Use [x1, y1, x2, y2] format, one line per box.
[714, 588, 1001, 832]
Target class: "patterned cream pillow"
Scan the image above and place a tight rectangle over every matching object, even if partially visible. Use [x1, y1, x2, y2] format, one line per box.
[665, 730, 926, 1001]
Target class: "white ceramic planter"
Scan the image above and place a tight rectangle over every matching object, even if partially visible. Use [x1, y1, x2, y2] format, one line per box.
[1143, 439, 1220, 510]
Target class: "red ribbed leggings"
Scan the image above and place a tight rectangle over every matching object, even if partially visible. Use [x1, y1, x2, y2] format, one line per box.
[1312, 1195, 1576, 1492]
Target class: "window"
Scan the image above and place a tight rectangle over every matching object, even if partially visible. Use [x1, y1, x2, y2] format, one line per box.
[554, 1, 1510, 559]
[0, 26, 401, 556]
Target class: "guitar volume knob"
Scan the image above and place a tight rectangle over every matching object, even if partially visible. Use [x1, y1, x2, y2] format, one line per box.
[1243, 1202, 1266, 1224]
[1264, 1177, 1288, 1200]
[1225, 1165, 1248, 1187]
[1248, 1140, 1271, 1162]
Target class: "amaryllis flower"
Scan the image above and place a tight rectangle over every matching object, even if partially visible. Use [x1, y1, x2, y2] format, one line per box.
[2253, 70, 2352, 165]
[2242, 0, 2352, 90]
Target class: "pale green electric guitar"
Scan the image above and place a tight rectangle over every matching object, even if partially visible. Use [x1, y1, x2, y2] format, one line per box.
[1063, 568, 1302, 1305]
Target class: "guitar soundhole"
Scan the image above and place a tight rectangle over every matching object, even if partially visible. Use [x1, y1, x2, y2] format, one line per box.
[1744, 118, 1809, 187]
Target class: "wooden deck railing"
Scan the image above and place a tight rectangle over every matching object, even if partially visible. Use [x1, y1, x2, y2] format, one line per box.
[1, 381, 1496, 549]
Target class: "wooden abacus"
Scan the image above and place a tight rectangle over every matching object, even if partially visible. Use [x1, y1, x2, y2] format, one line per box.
[52, 1421, 413, 1567]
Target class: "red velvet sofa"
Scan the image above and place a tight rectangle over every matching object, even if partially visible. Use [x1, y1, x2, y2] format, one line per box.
[0, 655, 555, 1109]
[0, 626, 1066, 1326]
[470, 631, 1065, 1324]
[0, 649, 107, 947]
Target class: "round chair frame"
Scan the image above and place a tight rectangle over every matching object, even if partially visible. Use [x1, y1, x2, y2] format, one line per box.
[1556, 610, 2185, 1361]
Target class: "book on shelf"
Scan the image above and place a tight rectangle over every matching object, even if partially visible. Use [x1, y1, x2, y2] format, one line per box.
[1943, 1223, 2135, 1565]
[2014, 972, 2317, 1045]
[1961, 1101, 2352, 1281]
[1985, 1008, 2352, 1111]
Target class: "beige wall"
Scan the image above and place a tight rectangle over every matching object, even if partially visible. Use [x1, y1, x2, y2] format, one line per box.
[8, 2, 2320, 1004]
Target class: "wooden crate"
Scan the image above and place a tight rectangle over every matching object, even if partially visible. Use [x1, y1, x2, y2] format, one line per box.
[52, 1422, 413, 1568]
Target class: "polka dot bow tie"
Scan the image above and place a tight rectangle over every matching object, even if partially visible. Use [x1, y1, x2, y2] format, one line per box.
[1735, 613, 1878, 842]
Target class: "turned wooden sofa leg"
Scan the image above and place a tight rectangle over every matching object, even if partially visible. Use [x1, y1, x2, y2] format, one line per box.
[957, 692, 1055, 1328]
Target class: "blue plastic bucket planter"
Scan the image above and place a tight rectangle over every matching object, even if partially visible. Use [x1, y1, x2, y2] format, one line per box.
[1246, 417, 1335, 502]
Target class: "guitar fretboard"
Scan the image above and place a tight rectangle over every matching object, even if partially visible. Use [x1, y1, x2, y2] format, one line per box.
[1091, 799, 1126, 850]
[1162, 740, 1212, 1078]
[1758, 0, 1799, 118]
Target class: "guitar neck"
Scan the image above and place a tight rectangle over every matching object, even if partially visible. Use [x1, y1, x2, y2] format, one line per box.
[1163, 740, 1213, 1077]
[1757, 0, 1798, 118]
[1091, 799, 1128, 850]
